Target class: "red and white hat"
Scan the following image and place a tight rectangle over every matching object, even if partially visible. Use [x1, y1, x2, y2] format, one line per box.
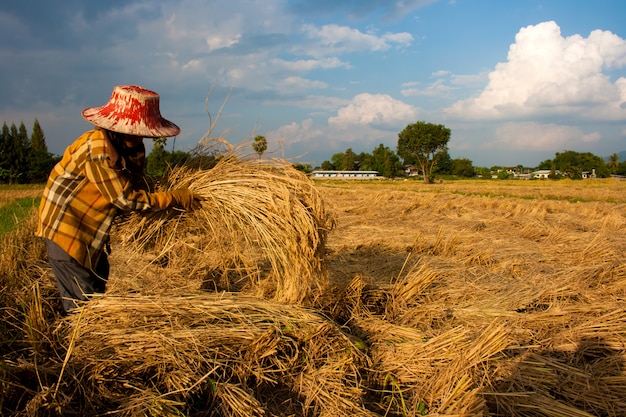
[82, 85, 180, 137]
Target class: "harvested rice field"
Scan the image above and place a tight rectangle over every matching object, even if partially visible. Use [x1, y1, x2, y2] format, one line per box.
[1, 171, 625, 416]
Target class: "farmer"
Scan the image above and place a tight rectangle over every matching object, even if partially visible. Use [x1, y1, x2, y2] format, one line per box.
[36, 85, 202, 313]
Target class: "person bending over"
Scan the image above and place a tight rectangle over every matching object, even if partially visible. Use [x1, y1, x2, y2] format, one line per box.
[36, 85, 201, 313]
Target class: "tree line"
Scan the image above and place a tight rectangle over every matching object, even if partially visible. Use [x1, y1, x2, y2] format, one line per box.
[0, 120, 60, 183]
[2, 120, 624, 185]
[319, 121, 626, 182]
[0, 122, 269, 184]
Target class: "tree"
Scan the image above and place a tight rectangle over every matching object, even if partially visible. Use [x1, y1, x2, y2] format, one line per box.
[253, 135, 267, 158]
[0, 122, 31, 183]
[330, 152, 344, 170]
[608, 153, 620, 173]
[476, 167, 492, 179]
[146, 137, 169, 178]
[30, 119, 47, 152]
[370, 144, 402, 178]
[432, 150, 452, 175]
[553, 150, 609, 179]
[293, 163, 312, 174]
[341, 148, 357, 170]
[320, 160, 335, 170]
[0, 123, 9, 182]
[535, 159, 553, 170]
[397, 121, 451, 184]
[451, 158, 475, 177]
[28, 119, 59, 182]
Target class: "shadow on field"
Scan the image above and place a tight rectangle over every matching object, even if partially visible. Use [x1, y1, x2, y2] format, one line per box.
[325, 243, 417, 288]
[485, 336, 626, 416]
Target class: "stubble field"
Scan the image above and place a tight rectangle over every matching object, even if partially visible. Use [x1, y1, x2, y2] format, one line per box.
[1, 178, 625, 416]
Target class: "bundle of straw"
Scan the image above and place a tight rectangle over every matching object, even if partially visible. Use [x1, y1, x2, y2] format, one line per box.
[115, 141, 335, 304]
[57, 293, 371, 417]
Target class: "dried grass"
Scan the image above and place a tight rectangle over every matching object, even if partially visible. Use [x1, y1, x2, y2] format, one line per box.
[47, 293, 370, 416]
[114, 140, 335, 305]
[2, 178, 625, 416]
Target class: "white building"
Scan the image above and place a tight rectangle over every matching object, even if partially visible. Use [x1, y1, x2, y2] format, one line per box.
[531, 169, 560, 179]
[310, 170, 381, 179]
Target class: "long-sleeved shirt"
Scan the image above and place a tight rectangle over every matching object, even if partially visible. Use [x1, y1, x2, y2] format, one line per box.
[36, 128, 174, 269]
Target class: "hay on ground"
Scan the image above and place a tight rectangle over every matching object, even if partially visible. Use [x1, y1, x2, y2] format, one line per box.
[47, 293, 372, 417]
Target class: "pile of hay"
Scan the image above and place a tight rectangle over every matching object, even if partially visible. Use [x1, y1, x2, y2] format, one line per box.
[114, 140, 335, 304]
[43, 293, 372, 417]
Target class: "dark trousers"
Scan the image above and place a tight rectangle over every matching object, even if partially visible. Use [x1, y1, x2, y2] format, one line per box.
[45, 239, 109, 313]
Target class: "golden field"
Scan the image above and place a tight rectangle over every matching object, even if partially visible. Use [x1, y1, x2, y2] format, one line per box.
[1, 177, 625, 416]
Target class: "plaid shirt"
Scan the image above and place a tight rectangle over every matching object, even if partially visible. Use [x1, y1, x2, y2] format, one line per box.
[36, 129, 166, 269]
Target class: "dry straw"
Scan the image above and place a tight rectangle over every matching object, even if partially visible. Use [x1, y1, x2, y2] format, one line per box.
[115, 138, 335, 304]
[56, 293, 371, 417]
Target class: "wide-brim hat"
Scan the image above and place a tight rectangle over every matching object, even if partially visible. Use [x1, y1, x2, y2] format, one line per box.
[82, 85, 180, 137]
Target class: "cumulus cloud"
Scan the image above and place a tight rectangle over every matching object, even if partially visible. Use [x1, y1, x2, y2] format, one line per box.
[328, 93, 419, 129]
[491, 122, 601, 151]
[269, 119, 322, 145]
[269, 93, 419, 155]
[445, 21, 626, 120]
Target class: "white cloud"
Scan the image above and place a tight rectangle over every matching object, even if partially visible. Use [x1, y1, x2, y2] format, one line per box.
[268, 118, 325, 146]
[300, 23, 413, 56]
[205, 34, 241, 51]
[272, 57, 350, 71]
[401, 79, 454, 97]
[268, 93, 419, 155]
[278, 76, 327, 92]
[491, 122, 601, 151]
[328, 93, 419, 129]
[431, 70, 450, 77]
[445, 21, 626, 120]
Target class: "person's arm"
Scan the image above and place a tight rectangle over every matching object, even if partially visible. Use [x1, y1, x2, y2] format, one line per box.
[84, 152, 198, 211]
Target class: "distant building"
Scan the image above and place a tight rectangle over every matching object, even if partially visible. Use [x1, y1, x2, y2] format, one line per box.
[531, 169, 559, 179]
[581, 169, 597, 179]
[310, 170, 381, 179]
[402, 165, 421, 177]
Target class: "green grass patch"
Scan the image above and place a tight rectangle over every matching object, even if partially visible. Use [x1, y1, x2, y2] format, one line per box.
[0, 197, 40, 236]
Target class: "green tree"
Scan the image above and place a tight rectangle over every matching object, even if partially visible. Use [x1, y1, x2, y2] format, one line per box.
[320, 160, 335, 170]
[357, 151, 373, 171]
[0, 123, 9, 182]
[432, 150, 452, 175]
[535, 159, 553, 170]
[607, 153, 620, 173]
[146, 137, 169, 178]
[330, 152, 344, 170]
[553, 150, 609, 179]
[28, 119, 59, 182]
[293, 163, 312, 174]
[253, 135, 267, 158]
[1, 122, 30, 183]
[370, 144, 402, 178]
[341, 148, 357, 170]
[397, 121, 451, 184]
[451, 158, 475, 177]
[30, 119, 47, 152]
[476, 167, 492, 179]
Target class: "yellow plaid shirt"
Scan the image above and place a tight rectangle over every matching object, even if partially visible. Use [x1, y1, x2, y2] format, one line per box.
[36, 129, 173, 269]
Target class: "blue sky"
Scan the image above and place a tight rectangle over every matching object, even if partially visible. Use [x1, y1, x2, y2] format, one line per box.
[1, 0, 625, 168]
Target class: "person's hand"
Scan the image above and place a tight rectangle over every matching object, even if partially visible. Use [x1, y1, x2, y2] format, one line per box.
[170, 189, 203, 211]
